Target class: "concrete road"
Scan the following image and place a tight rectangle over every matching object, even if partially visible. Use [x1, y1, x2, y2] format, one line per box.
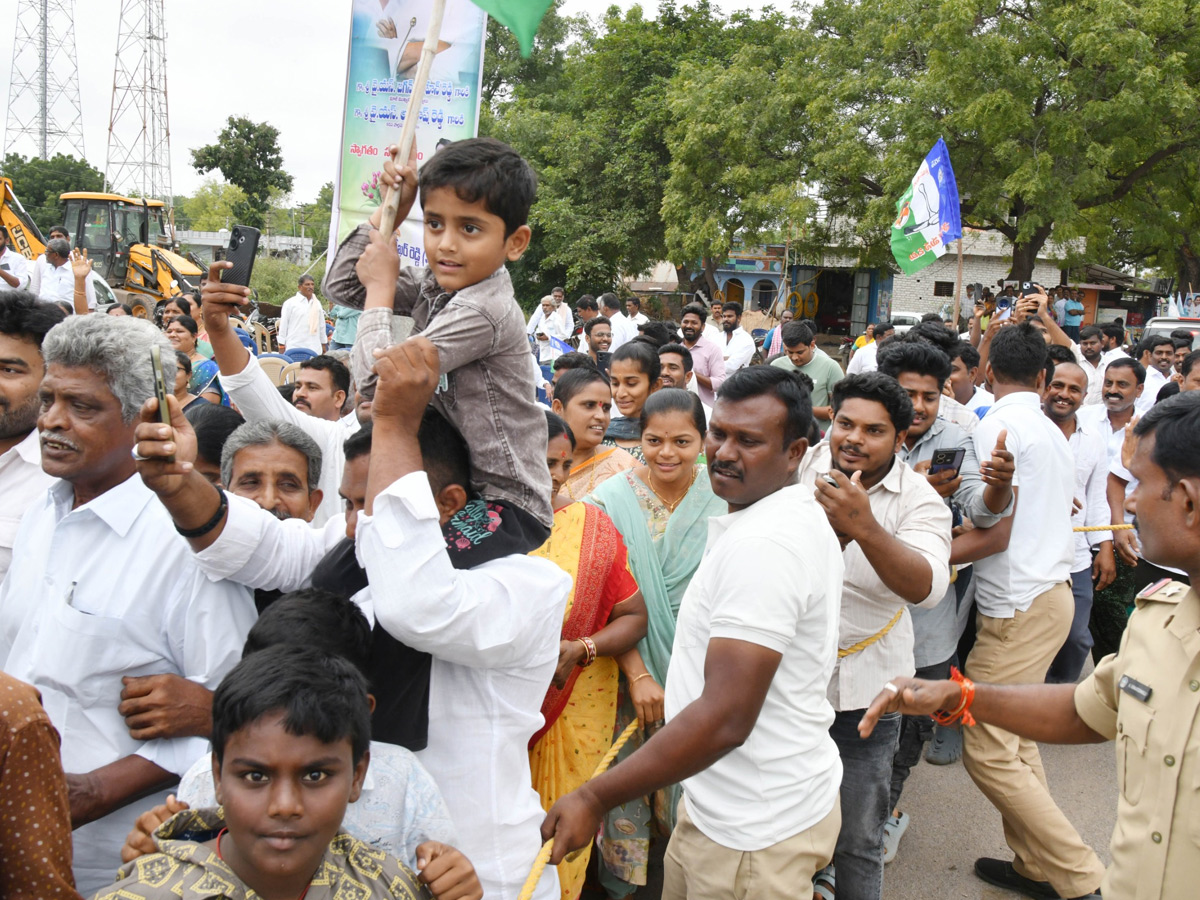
[583, 717, 1118, 899]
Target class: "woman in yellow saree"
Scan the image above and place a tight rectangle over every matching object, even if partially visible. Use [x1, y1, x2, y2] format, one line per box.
[552, 368, 637, 501]
[529, 411, 648, 900]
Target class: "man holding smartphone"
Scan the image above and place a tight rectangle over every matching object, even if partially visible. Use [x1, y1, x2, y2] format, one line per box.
[876, 340, 1015, 855]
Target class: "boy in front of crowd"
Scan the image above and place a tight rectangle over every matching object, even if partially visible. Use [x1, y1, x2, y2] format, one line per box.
[96, 646, 436, 900]
[320, 137, 553, 555]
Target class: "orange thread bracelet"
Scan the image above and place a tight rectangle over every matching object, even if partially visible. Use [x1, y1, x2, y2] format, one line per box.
[932, 666, 977, 726]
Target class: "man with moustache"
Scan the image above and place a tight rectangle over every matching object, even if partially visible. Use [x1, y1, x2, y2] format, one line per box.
[541, 366, 845, 900]
[1040, 355, 1116, 683]
[719, 301, 755, 374]
[0, 293, 64, 583]
[0, 314, 254, 893]
[1136, 335, 1176, 414]
[796, 372, 953, 900]
[678, 302, 726, 407]
[1076, 325, 1106, 405]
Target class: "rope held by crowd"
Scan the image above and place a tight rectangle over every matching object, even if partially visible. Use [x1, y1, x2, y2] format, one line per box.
[517, 718, 642, 900]
[516, 521, 1136, 898]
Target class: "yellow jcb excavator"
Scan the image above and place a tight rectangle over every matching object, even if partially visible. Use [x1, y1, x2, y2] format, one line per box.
[1, 177, 204, 318]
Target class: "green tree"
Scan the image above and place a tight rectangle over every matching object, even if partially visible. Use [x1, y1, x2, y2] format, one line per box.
[799, 0, 1200, 280]
[191, 117, 294, 230]
[486, 1, 785, 304]
[299, 182, 334, 259]
[250, 255, 327, 307]
[176, 179, 247, 231]
[0, 152, 105, 234]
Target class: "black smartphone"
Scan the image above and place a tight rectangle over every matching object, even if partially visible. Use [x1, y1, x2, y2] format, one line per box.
[821, 473, 840, 488]
[929, 447, 966, 476]
[1021, 281, 1040, 297]
[222, 225, 260, 287]
[150, 345, 174, 463]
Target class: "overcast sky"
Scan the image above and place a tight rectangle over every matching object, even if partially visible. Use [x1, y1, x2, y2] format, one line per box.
[1, 0, 784, 203]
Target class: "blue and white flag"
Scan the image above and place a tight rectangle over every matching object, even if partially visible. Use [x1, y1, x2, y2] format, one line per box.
[891, 138, 962, 275]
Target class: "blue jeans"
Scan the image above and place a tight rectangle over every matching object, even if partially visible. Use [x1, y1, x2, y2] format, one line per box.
[1046, 567, 1095, 683]
[830, 708, 902, 900]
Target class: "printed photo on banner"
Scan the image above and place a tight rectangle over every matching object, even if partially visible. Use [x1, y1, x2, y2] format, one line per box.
[331, 0, 487, 254]
[890, 137, 962, 276]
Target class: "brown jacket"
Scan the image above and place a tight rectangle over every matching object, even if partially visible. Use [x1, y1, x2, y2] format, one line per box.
[324, 223, 552, 527]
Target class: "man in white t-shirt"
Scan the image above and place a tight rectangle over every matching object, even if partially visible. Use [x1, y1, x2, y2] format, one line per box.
[543, 365, 845, 900]
[846, 321, 895, 375]
[600, 293, 636, 351]
[277, 275, 327, 354]
[719, 301, 755, 374]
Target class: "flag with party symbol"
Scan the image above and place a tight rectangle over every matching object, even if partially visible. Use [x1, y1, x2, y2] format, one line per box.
[891, 138, 962, 275]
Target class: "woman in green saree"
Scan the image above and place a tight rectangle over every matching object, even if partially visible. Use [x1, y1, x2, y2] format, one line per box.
[585, 388, 726, 897]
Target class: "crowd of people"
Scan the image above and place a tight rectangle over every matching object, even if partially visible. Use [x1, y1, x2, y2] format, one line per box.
[0, 134, 1196, 900]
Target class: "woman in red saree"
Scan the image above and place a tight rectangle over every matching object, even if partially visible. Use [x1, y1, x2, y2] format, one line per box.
[529, 412, 647, 900]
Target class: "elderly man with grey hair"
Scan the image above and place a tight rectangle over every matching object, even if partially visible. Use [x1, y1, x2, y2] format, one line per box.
[31, 237, 97, 313]
[0, 314, 256, 893]
[219, 419, 324, 522]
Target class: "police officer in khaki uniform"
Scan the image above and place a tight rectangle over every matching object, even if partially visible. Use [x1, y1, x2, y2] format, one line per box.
[859, 390, 1200, 900]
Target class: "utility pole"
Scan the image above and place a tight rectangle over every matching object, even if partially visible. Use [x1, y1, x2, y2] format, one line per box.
[105, 0, 173, 206]
[4, 0, 86, 160]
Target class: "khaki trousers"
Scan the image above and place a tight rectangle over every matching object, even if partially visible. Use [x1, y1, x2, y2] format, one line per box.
[661, 795, 840, 900]
[963, 581, 1105, 898]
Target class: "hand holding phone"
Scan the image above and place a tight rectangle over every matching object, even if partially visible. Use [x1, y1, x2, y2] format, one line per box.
[222, 225, 260, 287]
[150, 346, 174, 463]
[929, 447, 966, 476]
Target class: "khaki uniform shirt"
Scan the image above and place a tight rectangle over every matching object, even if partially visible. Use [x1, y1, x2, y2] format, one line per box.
[1074, 581, 1200, 900]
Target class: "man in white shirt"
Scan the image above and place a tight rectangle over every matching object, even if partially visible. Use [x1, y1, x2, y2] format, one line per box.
[30, 238, 74, 304]
[1098, 322, 1130, 365]
[600, 292, 636, 350]
[947, 341, 994, 414]
[846, 321, 895, 375]
[624, 296, 649, 326]
[679, 302, 727, 406]
[961, 323, 1105, 900]
[1041, 357, 1116, 684]
[719, 301, 755, 374]
[544, 365, 845, 900]
[798, 371, 953, 900]
[1136, 334, 1175, 413]
[277, 274, 327, 354]
[0, 315, 255, 893]
[198, 269, 355, 526]
[0, 227, 31, 291]
[1077, 325, 1106, 405]
[133, 337, 570, 900]
[0, 292, 63, 582]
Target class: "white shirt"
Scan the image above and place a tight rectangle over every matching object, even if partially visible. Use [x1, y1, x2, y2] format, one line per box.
[607, 310, 637, 350]
[627, 310, 648, 326]
[1076, 403, 1131, 467]
[1138, 365, 1170, 414]
[665, 483, 843, 851]
[0, 430, 54, 584]
[1078, 352, 1105, 406]
[534, 305, 572, 363]
[846, 339, 879, 375]
[702, 321, 723, 343]
[971, 392, 1075, 616]
[1066, 416, 1112, 573]
[29, 256, 97, 310]
[721, 326, 755, 374]
[0, 247, 30, 291]
[0, 475, 256, 893]
[217, 353, 351, 527]
[197, 475, 569, 900]
[278, 292, 327, 353]
[797, 443, 952, 710]
[966, 384, 994, 413]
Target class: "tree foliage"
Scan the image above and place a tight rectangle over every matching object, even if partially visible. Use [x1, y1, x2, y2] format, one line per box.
[0, 152, 105, 234]
[174, 178, 246, 231]
[485, 1, 786, 303]
[190, 116, 294, 230]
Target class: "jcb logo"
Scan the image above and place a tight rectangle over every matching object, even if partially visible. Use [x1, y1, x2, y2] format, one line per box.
[7, 225, 35, 259]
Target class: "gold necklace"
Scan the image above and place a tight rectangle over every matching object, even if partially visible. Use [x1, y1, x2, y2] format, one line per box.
[645, 466, 696, 513]
[563, 453, 601, 501]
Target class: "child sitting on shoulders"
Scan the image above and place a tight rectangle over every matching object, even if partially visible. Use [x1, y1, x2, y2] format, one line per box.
[97, 647, 443, 900]
[323, 137, 553, 557]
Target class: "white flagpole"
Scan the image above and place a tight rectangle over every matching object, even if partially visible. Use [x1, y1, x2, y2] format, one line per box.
[378, 0, 448, 237]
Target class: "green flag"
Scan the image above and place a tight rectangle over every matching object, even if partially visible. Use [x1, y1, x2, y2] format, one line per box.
[471, 0, 553, 56]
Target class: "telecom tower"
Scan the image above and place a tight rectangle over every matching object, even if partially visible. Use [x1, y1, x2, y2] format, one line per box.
[104, 0, 172, 205]
[4, 0, 86, 160]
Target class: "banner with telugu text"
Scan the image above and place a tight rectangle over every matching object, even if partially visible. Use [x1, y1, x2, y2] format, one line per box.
[330, 0, 487, 269]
